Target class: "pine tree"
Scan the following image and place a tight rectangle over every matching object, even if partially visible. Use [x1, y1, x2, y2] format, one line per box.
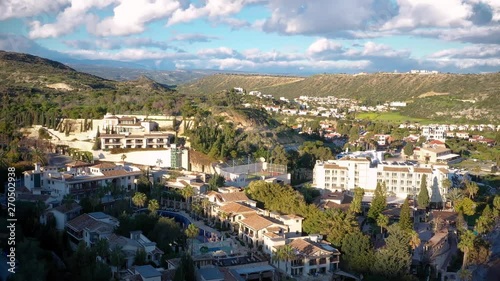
[399, 198, 412, 232]
[368, 182, 387, 221]
[417, 174, 430, 208]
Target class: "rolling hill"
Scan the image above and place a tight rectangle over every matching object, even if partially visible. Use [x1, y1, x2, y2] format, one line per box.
[178, 73, 500, 122]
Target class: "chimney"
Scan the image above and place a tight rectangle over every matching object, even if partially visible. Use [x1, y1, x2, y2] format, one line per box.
[35, 163, 40, 172]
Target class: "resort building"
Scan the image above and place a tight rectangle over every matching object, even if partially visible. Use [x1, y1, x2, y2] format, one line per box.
[107, 231, 164, 267]
[214, 160, 290, 187]
[313, 153, 451, 201]
[65, 212, 119, 247]
[269, 235, 341, 277]
[23, 162, 143, 202]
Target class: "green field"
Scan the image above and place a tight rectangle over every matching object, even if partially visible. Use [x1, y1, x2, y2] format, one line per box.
[356, 112, 433, 124]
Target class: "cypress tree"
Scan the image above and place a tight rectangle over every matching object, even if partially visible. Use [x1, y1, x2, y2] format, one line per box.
[399, 198, 412, 232]
[417, 174, 430, 208]
[368, 182, 387, 221]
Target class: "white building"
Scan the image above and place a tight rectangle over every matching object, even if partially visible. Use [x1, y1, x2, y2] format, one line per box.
[313, 156, 451, 202]
[422, 125, 447, 142]
[24, 162, 143, 202]
[100, 132, 173, 150]
[214, 161, 290, 187]
[66, 212, 119, 247]
[268, 235, 341, 277]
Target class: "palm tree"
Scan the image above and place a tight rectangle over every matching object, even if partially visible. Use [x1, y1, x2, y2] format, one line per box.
[464, 180, 479, 199]
[110, 245, 125, 276]
[179, 185, 195, 211]
[132, 192, 147, 208]
[409, 230, 421, 252]
[31, 148, 47, 165]
[376, 214, 389, 234]
[201, 198, 211, 218]
[156, 158, 163, 168]
[458, 230, 475, 269]
[447, 188, 464, 210]
[185, 224, 199, 256]
[275, 245, 296, 279]
[121, 153, 127, 163]
[148, 199, 160, 215]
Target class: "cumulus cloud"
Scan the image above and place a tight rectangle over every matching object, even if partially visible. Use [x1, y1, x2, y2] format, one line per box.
[307, 38, 343, 57]
[260, 0, 376, 36]
[196, 47, 237, 58]
[380, 0, 474, 30]
[28, 0, 117, 39]
[167, 0, 264, 26]
[343, 42, 411, 58]
[429, 44, 500, 59]
[92, 0, 181, 36]
[0, 0, 69, 21]
[170, 33, 221, 44]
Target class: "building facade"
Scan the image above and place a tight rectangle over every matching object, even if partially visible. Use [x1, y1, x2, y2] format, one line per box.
[313, 157, 450, 201]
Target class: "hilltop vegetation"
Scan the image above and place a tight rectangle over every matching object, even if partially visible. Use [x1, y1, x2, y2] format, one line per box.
[0, 51, 183, 139]
[179, 73, 500, 122]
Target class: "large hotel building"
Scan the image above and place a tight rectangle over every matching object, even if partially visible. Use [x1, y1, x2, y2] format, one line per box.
[313, 151, 450, 202]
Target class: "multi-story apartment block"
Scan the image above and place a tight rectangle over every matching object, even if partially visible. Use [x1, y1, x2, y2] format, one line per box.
[24, 162, 143, 202]
[100, 133, 173, 150]
[421, 125, 447, 142]
[313, 156, 451, 201]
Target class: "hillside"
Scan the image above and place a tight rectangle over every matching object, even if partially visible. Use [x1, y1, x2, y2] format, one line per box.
[179, 73, 500, 122]
[0, 51, 182, 137]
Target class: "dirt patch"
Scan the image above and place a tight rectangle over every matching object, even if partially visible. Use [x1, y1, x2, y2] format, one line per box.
[46, 83, 73, 91]
[418, 91, 449, 98]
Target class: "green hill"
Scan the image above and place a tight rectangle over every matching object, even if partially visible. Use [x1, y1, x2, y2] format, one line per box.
[179, 73, 500, 123]
[0, 51, 181, 137]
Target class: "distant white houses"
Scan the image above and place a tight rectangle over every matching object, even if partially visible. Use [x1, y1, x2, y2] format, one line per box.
[389, 101, 407, 107]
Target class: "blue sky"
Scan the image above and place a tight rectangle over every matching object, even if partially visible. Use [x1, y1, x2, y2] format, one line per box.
[0, 0, 499, 74]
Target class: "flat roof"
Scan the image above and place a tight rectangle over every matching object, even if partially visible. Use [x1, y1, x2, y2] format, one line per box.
[235, 265, 275, 275]
[135, 265, 161, 278]
[198, 267, 224, 280]
[437, 154, 460, 160]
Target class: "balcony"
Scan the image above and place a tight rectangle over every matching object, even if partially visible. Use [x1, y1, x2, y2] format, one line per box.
[291, 260, 304, 268]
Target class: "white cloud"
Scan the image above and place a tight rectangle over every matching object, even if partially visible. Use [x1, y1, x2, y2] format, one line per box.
[170, 33, 220, 43]
[197, 47, 236, 58]
[167, 0, 263, 26]
[260, 0, 376, 35]
[429, 44, 500, 59]
[357, 42, 410, 58]
[380, 0, 473, 30]
[0, 0, 69, 21]
[28, 0, 117, 39]
[92, 0, 181, 36]
[307, 38, 343, 56]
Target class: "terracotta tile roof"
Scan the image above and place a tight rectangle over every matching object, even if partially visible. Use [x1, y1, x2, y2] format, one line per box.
[91, 162, 117, 169]
[102, 169, 134, 177]
[66, 161, 93, 168]
[219, 202, 257, 214]
[438, 168, 448, 174]
[263, 232, 283, 239]
[287, 238, 339, 256]
[414, 167, 433, 173]
[431, 211, 458, 222]
[16, 193, 50, 202]
[324, 201, 350, 212]
[240, 215, 275, 230]
[219, 192, 249, 202]
[53, 202, 81, 214]
[66, 213, 115, 233]
[383, 167, 410, 172]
